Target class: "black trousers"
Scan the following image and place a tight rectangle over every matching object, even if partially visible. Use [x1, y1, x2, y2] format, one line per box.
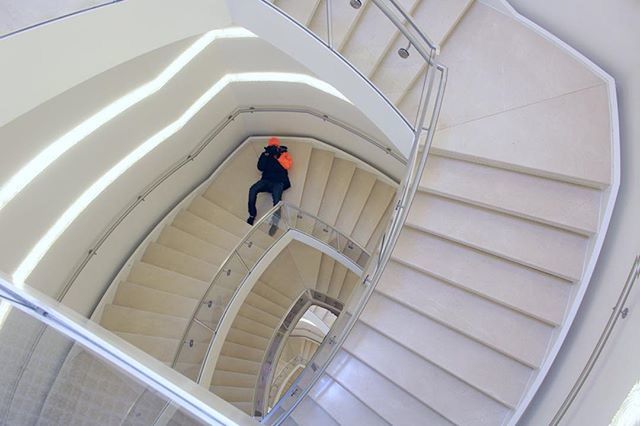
[248, 179, 285, 218]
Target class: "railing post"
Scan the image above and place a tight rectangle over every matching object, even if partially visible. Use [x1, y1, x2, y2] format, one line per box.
[326, 0, 334, 48]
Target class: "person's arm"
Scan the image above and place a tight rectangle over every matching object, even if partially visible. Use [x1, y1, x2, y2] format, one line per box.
[257, 152, 269, 171]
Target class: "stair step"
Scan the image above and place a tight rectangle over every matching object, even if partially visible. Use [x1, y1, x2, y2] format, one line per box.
[275, 0, 322, 26]
[407, 192, 588, 281]
[308, 374, 388, 426]
[188, 196, 250, 238]
[216, 355, 261, 376]
[343, 323, 510, 425]
[334, 168, 377, 236]
[142, 243, 218, 282]
[211, 385, 254, 403]
[172, 210, 240, 251]
[260, 251, 307, 299]
[250, 279, 294, 310]
[373, 0, 475, 103]
[238, 301, 282, 329]
[245, 291, 288, 320]
[212, 369, 258, 388]
[287, 241, 323, 288]
[128, 262, 208, 299]
[309, 0, 366, 50]
[316, 159, 357, 229]
[340, 0, 420, 77]
[420, 154, 600, 235]
[204, 143, 262, 220]
[158, 225, 229, 266]
[226, 327, 270, 351]
[338, 271, 359, 302]
[362, 286, 532, 406]
[300, 149, 334, 217]
[393, 227, 571, 325]
[376, 261, 553, 367]
[351, 180, 395, 248]
[432, 85, 611, 188]
[327, 262, 348, 300]
[291, 396, 339, 426]
[221, 341, 266, 364]
[315, 255, 335, 295]
[326, 350, 453, 425]
[113, 281, 198, 318]
[100, 305, 187, 338]
[114, 332, 179, 363]
[233, 314, 277, 340]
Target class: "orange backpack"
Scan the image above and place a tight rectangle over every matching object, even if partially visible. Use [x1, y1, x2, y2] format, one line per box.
[278, 152, 293, 170]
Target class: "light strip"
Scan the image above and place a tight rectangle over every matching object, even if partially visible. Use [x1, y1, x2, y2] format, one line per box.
[0, 27, 256, 211]
[12, 72, 349, 285]
[0, 301, 10, 329]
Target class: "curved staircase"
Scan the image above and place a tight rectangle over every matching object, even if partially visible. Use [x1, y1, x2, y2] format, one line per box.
[262, 1, 615, 425]
[93, 136, 395, 393]
[211, 240, 360, 414]
[9, 0, 617, 424]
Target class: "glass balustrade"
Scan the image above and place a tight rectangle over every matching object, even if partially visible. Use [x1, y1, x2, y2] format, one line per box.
[172, 202, 370, 385]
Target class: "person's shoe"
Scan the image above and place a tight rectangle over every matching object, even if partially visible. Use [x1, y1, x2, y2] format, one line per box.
[268, 223, 278, 236]
[247, 216, 255, 226]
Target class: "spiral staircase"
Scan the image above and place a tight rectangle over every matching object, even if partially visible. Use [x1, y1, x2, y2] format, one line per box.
[0, 0, 618, 425]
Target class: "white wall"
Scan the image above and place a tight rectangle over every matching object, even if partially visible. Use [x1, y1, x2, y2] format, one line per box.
[0, 0, 110, 36]
[0, 0, 232, 128]
[496, 1, 640, 424]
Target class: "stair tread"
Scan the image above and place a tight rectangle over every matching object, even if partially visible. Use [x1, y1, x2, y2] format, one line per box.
[420, 155, 600, 235]
[393, 227, 571, 325]
[407, 192, 588, 281]
[128, 262, 208, 299]
[113, 281, 198, 318]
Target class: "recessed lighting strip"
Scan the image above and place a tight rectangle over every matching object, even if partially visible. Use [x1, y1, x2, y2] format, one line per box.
[0, 27, 256, 211]
[13, 72, 349, 285]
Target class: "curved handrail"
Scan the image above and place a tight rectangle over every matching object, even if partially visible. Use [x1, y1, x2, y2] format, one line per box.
[59, 105, 401, 307]
[551, 255, 640, 425]
[258, 0, 449, 418]
[0, 1, 124, 40]
[170, 200, 284, 369]
[170, 202, 370, 383]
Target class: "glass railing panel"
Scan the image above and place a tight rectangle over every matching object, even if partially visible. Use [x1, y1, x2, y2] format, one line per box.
[194, 253, 248, 329]
[236, 207, 288, 270]
[174, 321, 215, 381]
[0, 303, 207, 426]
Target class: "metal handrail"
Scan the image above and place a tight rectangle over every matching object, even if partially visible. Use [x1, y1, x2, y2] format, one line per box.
[0, 1, 124, 40]
[171, 201, 370, 374]
[60, 105, 401, 307]
[551, 255, 640, 425]
[170, 200, 284, 369]
[259, 0, 448, 420]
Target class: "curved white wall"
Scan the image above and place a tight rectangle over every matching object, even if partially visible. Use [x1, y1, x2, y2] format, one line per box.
[0, 18, 403, 317]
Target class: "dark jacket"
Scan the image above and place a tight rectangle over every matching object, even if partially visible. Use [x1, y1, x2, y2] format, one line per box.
[258, 152, 291, 190]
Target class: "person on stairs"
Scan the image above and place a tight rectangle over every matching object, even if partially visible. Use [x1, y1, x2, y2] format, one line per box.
[247, 137, 293, 236]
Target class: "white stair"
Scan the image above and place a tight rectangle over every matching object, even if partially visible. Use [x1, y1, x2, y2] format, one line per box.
[272, 1, 614, 425]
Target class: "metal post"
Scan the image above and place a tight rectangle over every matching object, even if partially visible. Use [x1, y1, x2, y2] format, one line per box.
[326, 0, 334, 48]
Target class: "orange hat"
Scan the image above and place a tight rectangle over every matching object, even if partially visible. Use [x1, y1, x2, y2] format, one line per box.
[267, 137, 280, 147]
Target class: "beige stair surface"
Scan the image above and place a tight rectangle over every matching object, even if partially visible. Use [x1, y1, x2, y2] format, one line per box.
[96, 137, 392, 385]
[210, 242, 362, 414]
[271, 1, 614, 424]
